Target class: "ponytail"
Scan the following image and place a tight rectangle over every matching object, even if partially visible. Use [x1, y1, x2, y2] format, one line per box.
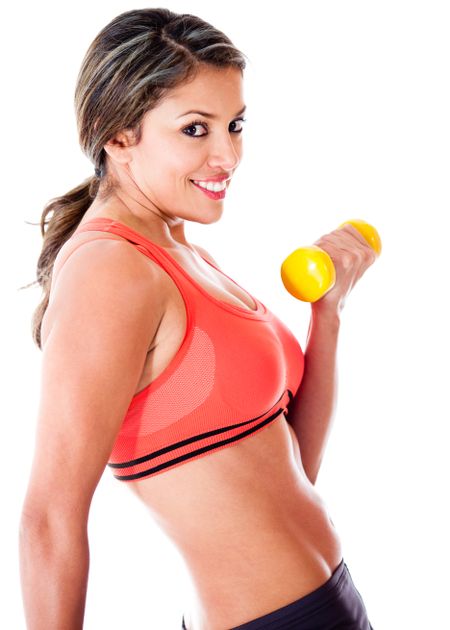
[21, 174, 101, 350]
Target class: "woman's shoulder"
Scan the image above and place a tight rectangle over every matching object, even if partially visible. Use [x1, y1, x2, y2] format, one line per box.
[43, 234, 167, 349]
[52, 231, 159, 292]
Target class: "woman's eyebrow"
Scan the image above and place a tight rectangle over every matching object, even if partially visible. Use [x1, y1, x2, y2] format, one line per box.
[177, 105, 247, 119]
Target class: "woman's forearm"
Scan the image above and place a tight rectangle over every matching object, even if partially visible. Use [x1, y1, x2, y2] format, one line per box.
[19, 516, 89, 630]
[287, 306, 341, 485]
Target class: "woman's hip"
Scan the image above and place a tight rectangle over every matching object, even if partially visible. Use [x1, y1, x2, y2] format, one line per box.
[181, 557, 374, 629]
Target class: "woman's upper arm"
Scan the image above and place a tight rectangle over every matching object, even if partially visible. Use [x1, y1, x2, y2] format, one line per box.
[21, 239, 164, 526]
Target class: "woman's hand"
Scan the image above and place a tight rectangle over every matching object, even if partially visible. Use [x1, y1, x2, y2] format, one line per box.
[311, 223, 378, 315]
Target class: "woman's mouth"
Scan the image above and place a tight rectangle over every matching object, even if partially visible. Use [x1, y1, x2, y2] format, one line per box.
[190, 179, 227, 200]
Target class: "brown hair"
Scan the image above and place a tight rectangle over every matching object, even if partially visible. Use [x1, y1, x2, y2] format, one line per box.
[23, 8, 248, 350]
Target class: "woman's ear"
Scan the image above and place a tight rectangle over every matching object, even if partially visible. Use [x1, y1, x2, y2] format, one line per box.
[103, 128, 136, 167]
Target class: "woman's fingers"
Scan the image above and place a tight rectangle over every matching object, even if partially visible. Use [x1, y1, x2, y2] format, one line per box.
[311, 225, 378, 311]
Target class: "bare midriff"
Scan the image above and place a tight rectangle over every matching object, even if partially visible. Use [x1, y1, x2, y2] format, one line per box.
[128, 414, 343, 630]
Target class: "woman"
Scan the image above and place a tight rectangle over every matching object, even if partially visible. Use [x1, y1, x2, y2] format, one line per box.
[19, 8, 376, 630]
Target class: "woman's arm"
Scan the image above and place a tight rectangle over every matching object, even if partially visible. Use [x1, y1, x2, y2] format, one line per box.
[19, 238, 165, 629]
[287, 223, 378, 485]
[19, 515, 90, 630]
[287, 306, 340, 486]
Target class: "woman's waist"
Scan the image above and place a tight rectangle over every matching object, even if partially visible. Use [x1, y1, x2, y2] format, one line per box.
[182, 523, 343, 630]
[176, 487, 343, 590]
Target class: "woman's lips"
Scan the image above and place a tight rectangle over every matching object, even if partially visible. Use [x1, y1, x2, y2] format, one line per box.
[190, 180, 227, 200]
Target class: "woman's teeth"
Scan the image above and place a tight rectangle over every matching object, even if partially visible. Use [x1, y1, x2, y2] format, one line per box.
[191, 179, 227, 192]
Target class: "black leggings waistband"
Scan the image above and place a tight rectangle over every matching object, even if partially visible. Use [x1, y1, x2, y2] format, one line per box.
[181, 558, 374, 629]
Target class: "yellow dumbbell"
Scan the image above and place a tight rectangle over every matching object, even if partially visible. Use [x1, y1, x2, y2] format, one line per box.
[280, 219, 382, 303]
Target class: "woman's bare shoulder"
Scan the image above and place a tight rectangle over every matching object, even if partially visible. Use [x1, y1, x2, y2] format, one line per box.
[43, 235, 167, 349]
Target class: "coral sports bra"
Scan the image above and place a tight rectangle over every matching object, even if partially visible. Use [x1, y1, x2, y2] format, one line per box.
[75, 218, 305, 482]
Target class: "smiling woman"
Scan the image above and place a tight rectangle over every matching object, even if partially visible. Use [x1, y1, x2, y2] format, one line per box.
[19, 7, 374, 630]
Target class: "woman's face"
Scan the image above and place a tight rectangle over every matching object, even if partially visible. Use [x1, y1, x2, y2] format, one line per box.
[124, 64, 246, 225]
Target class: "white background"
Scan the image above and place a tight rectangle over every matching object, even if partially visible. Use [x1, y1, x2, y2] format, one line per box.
[3, 1, 449, 628]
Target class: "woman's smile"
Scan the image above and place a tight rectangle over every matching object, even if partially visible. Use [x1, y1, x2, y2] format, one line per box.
[190, 178, 228, 199]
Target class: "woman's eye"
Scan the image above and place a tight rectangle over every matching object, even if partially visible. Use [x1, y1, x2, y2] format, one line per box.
[183, 121, 208, 137]
[182, 118, 246, 138]
[230, 118, 246, 133]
